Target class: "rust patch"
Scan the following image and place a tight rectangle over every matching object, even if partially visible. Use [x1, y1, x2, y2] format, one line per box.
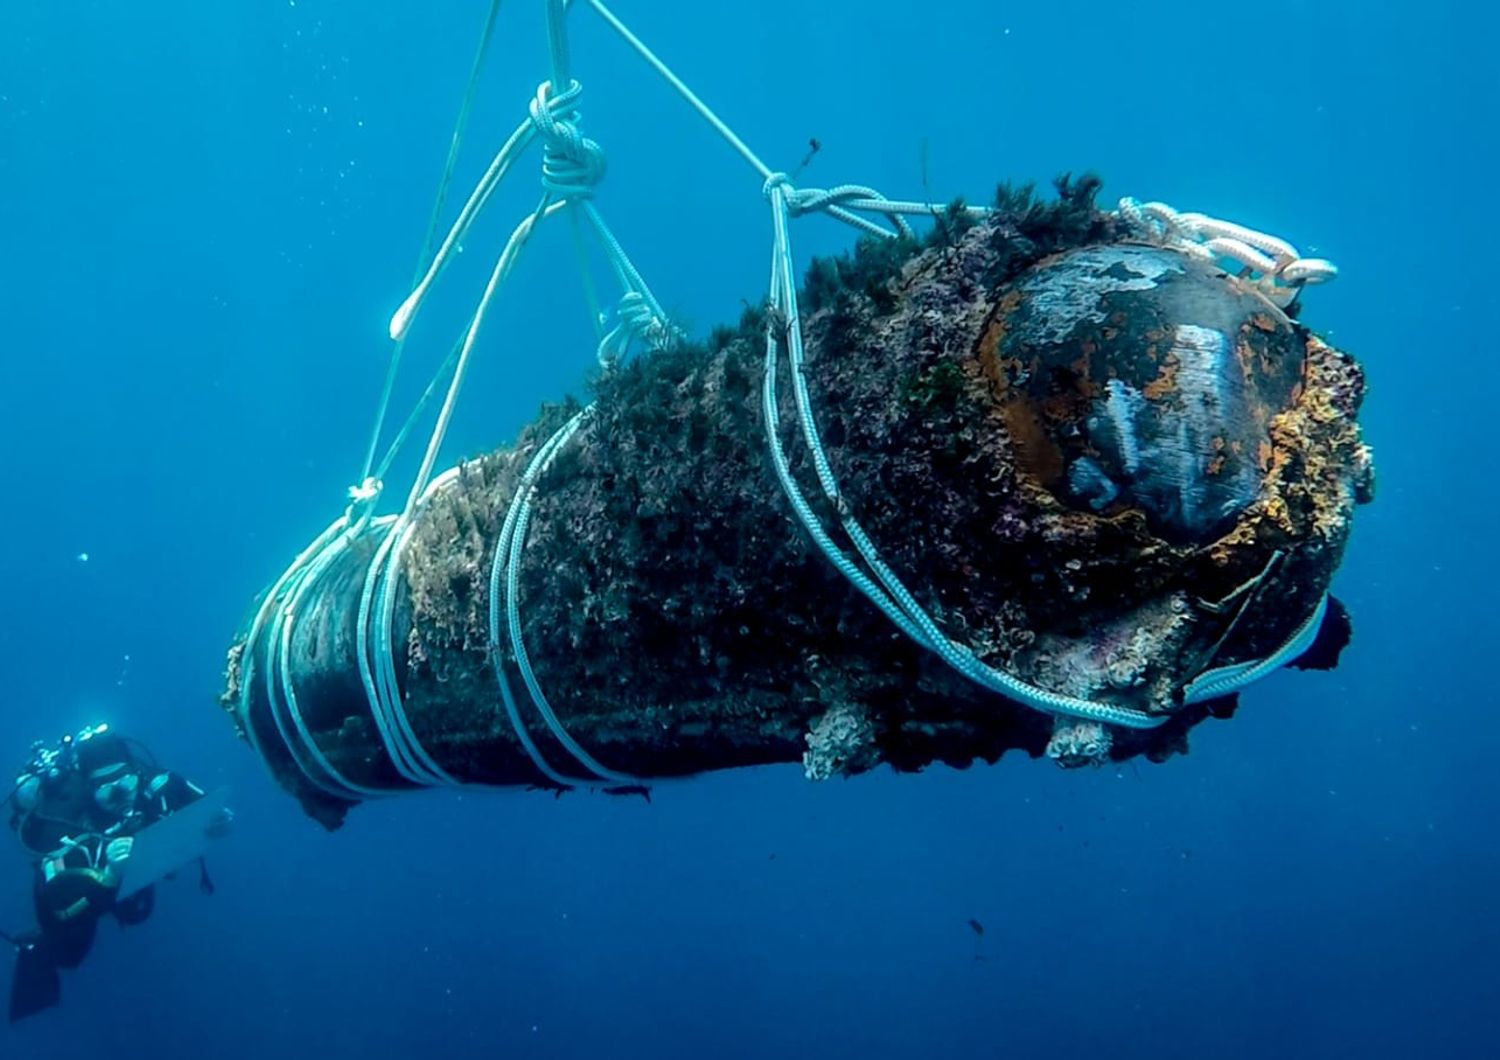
[1235, 337, 1256, 381]
[998, 394, 1066, 487]
[1141, 353, 1181, 400]
[974, 291, 1021, 396]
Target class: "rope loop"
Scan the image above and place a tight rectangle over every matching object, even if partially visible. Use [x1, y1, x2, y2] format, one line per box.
[530, 78, 606, 200]
[762, 172, 913, 240]
[597, 289, 676, 368]
[784, 182, 883, 218]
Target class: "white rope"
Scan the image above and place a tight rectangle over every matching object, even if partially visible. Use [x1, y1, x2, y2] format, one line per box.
[583, 0, 772, 182]
[391, 119, 538, 344]
[360, 472, 466, 787]
[261, 541, 366, 799]
[1117, 197, 1337, 307]
[358, 0, 505, 490]
[271, 525, 391, 799]
[235, 516, 356, 785]
[356, 524, 435, 786]
[1185, 594, 1329, 704]
[407, 198, 563, 510]
[486, 408, 647, 788]
[236, 511, 409, 799]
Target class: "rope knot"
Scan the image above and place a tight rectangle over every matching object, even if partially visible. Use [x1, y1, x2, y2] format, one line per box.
[530, 79, 605, 200]
[345, 476, 384, 525]
[597, 291, 677, 368]
[347, 477, 382, 503]
[764, 176, 913, 238]
[762, 172, 794, 200]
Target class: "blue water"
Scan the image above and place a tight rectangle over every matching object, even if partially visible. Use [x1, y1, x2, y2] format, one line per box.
[1, 1, 1495, 1056]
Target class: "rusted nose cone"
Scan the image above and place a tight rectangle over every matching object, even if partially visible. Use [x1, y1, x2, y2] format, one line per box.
[980, 244, 1306, 543]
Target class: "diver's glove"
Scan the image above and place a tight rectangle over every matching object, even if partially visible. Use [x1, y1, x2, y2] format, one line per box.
[100, 836, 134, 889]
[104, 836, 134, 865]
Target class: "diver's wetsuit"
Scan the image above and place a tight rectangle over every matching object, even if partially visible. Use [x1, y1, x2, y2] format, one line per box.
[6, 730, 207, 1022]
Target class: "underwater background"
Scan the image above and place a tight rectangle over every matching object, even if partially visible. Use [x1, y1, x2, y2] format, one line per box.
[1, 1, 1495, 1056]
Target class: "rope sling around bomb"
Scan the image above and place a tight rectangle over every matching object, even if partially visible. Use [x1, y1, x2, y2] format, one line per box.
[232, 0, 1339, 800]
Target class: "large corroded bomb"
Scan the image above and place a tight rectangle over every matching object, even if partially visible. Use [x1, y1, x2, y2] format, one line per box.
[222, 186, 1373, 828]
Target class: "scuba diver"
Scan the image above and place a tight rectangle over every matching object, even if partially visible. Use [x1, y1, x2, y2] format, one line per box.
[1, 723, 232, 1023]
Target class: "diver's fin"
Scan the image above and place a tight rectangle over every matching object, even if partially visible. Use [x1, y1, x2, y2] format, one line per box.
[9, 936, 60, 1024]
[1289, 595, 1352, 671]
